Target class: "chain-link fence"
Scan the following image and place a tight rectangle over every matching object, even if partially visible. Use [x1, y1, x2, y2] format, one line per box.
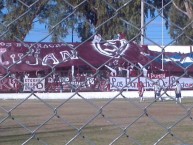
[0, 0, 193, 145]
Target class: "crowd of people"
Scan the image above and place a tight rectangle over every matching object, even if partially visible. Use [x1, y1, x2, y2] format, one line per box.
[1, 63, 183, 104]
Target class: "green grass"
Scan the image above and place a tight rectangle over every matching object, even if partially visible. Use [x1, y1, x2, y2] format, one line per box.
[0, 98, 193, 145]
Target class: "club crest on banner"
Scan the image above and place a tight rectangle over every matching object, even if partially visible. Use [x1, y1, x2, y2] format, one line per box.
[92, 35, 130, 57]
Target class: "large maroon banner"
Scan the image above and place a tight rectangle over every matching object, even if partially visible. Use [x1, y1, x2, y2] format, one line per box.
[1, 40, 193, 93]
[0, 40, 139, 73]
[0, 40, 193, 74]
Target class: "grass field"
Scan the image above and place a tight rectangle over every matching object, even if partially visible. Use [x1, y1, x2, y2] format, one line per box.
[0, 98, 193, 145]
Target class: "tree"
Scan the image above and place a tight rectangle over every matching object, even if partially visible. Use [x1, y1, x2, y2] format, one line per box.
[169, 0, 193, 45]
[0, 0, 49, 40]
[0, 0, 143, 42]
[0, 0, 192, 45]
[79, 0, 143, 42]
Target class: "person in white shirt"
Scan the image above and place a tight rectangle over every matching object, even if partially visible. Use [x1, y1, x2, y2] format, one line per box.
[153, 81, 163, 102]
[175, 80, 182, 103]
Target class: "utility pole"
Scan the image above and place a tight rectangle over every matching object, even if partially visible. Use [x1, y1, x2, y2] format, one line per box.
[161, 0, 164, 70]
[141, 0, 145, 45]
[72, 27, 74, 43]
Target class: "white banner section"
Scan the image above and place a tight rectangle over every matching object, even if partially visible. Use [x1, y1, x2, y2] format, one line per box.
[24, 78, 45, 92]
[110, 76, 193, 90]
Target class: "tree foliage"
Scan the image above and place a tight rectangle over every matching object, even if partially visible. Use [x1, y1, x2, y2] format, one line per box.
[169, 0, 193, 45]
[0, 0, 192, 45]
[0, 0, 49, 40]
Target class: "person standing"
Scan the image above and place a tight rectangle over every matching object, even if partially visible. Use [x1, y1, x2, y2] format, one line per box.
[153, 82, 157, 100]
[154, 81, 163, 102]
[175, 80, 182, 103]
[137, 81, 145, 102]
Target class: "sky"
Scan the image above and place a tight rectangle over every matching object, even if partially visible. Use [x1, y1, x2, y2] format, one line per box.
[1, 0, 174, 46]
[24, 21, 81, 43]
[24, 15, 172, 46]
[145, 17, 172, 46]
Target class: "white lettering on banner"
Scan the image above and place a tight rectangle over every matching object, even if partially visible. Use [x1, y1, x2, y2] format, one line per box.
[0, 47, 79, 66]
[141, 77, 169, 90]
[0, 41, 74, 49]
[60, 50, 78, 61]
[150, 73, 165, 79]
[23, 78, 45, 92]
[110, 77, 126, 90]
[26, 48, 40, 65]
[170, 76, 193, 89]
[42, 53, 60, 65]
[0, 42, 12, 47]
[110, 76, 193, 90]
[10, 53, 24, 64]
[126, 78, 138, 90]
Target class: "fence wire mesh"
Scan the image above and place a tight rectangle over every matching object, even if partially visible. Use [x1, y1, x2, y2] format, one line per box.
[0, 0, 193, 145]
